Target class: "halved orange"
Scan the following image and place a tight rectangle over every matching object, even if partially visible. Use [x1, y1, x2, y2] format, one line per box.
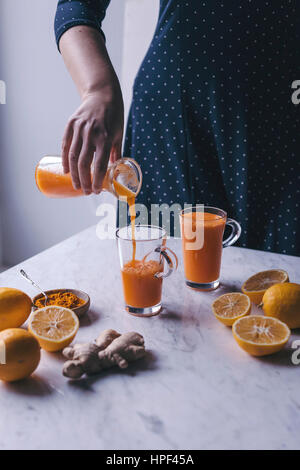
[28, 306, 79, 352]
[232, 315, 290, 356]
[242, 269, 289, 305]
[212, 292, 251, 326]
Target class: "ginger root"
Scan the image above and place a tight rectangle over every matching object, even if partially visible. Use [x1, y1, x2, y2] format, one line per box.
[62, 329, 146, 379]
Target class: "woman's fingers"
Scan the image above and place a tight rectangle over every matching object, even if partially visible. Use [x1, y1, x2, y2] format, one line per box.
[92, 139, 112, 194]
[110, 138, 122, 164]
[63, 118, 115, 193]
[61, 120, 74, 174]
[78, 135, 95, 194]
[68, 124, 84, 190]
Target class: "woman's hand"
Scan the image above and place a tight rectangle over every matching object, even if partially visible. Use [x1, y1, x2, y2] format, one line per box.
[62, 86, 124, 194]
[59, 25, 124, 194]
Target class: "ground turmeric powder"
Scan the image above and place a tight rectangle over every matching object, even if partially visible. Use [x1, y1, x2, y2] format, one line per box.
[35, 291, 85, 309]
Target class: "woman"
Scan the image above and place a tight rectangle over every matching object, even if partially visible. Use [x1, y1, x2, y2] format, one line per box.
[55, 0, 300, 255]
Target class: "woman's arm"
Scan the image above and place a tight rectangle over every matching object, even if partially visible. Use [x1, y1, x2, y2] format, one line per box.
[59, 25, 124, 194]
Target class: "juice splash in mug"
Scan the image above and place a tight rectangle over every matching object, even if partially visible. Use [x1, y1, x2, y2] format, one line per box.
[121, 259, 163, 309]
[117, 225, 178, 316]
[180, 206, 241, 290]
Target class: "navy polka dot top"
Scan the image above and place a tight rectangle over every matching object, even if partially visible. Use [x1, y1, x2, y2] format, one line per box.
[55, 0, 300, 256]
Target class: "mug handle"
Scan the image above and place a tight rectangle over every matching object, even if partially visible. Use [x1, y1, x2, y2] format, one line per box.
[154, 246, 178, 279]
[222, 218, 242, 248]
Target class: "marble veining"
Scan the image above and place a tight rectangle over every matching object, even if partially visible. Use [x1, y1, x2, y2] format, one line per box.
[0, 226, 299, 450]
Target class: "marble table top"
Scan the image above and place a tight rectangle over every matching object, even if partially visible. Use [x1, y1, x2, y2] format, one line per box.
[0, 226, 299, 450]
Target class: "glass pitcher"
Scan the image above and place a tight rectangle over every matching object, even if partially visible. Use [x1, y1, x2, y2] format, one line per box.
[35, 156, 142, 199]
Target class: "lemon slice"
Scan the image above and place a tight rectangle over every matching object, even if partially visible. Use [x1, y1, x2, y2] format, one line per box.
[28, 306, 79, 352]
[242, 269, 289, 305]
[232, 315, 290, 356]
[212, 292, 251, 326]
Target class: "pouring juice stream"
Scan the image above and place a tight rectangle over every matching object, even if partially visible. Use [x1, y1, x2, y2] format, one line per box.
[112, 179, 137, 261]
[35, 155, 165, 308]
[35, 156, 140, 260]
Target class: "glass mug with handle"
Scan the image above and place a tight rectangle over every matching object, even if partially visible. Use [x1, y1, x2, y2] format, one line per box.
[117, 225, 178, 317]
[180, 206, 241, 291]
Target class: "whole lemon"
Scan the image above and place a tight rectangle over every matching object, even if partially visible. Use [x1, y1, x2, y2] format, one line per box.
[262, 283, 300, 329]
[0, 329, 40, 382]
[0, 288, 32, 331]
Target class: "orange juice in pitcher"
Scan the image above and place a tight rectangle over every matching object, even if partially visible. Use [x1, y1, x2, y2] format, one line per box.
[35, 156, 142, 200]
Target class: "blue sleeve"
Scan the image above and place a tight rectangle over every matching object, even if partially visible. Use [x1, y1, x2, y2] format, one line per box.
[54, 0, 111, 51]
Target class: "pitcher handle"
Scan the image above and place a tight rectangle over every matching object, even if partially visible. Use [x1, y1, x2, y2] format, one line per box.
[154, 246, 178, 279]
[223, 218, 242, 248]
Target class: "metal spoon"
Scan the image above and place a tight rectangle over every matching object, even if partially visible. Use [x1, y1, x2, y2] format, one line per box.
[20, 269, 48, 306]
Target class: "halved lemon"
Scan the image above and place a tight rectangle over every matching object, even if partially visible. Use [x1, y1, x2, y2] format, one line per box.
[212, 292, 251, 326]
[232, 315, 290, 356]
[28, 306, 79, 352]
[242, 269, 289, 305]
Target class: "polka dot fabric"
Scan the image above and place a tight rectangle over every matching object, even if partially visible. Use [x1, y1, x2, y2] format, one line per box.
[55, 1, 300, 255]
[55, 0, 110, 48]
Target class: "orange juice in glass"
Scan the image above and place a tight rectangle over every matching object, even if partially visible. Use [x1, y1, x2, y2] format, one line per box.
[117, 225, 178, 316]
[180, 206, 241, 290]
